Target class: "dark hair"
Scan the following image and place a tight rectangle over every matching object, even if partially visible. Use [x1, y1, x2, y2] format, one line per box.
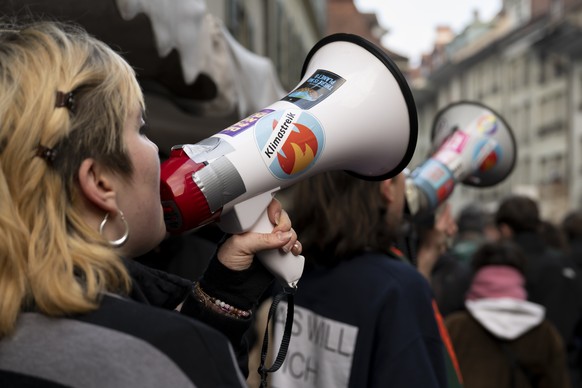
[562, 210, 582, 242]
[540, 220, 568, 252]
[495, 195, 540, 233]
[457, 203, 485, 234]
[471, 240, 527, 274]
[290, 171, 395, 267]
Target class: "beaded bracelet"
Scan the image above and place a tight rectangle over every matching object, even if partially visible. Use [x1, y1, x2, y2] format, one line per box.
[193, 282, 252, 319]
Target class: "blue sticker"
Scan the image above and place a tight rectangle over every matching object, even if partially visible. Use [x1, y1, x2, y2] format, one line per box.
[282, 69, 345, 110]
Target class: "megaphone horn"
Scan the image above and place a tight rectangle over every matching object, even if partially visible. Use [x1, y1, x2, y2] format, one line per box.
[160, 33, 417, 290]
[406, 101, 517, 217]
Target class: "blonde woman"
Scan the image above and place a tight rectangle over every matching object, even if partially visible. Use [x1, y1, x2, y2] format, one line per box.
[0, 20, 301, 387]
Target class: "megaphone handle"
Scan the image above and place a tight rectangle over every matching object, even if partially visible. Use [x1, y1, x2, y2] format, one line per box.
[252, 208, 305, 293]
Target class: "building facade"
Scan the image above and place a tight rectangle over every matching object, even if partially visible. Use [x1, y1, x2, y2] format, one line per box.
[207, 0, 407, 89]
[413, 0, 582, 221]
[206, 0, 325, 91]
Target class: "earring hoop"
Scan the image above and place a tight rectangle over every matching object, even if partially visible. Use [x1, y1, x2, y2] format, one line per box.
[99, 210, 129, 247]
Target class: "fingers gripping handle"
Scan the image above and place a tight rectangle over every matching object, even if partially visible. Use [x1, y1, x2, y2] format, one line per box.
[252, 209, 305, 293]
[217, 192, 305, 292]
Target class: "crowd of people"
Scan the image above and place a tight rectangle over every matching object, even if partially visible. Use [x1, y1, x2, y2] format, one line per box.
[254, 176, 582, 387]
[421, 196, 582, 388]
[1, 17, 582, 388]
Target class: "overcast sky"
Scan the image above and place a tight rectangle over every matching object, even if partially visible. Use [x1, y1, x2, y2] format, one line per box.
[354, 0, 503, 66]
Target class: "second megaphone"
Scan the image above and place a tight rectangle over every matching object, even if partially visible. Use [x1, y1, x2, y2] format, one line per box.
[405, 101, 517, 217]
[160, 33, 418, 291]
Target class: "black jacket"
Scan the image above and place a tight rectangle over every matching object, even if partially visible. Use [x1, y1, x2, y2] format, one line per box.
[0, 257, 271, 388]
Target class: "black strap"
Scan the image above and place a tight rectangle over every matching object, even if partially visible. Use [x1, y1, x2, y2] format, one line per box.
[258, 290, 295, 388]
[473, 314, 538, 388]
[500, 342, 538, 388]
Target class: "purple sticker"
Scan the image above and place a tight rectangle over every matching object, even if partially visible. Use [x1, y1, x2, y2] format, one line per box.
[219, 109, 274, 137]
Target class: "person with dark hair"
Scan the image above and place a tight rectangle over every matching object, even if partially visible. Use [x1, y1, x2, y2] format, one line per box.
[562, 210, 582, 270]
[416, 203, 480, 317]
[445, 241, 571, 388]
[495, 195, 541, 234]
[495, 195, 582, 387]
[264, 171, 451, 388]
[451, 204, 488, 264]
[561, 210, 582, 387]
[540, 219, 569, 254]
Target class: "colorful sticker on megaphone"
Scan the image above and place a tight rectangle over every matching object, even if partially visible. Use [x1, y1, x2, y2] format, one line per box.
[475, 113, 497, 136]
[472, 138, 502, 172]
[434, 149, 463, 180]
[254, 109, 325, 180]
[219, 109, 275, 137]
[282, 69, 346, 110]
[412, 159, 456, 208]
[440, 130, 469, 154]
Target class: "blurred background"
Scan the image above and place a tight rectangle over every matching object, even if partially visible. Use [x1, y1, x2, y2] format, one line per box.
[2, 0, 582, 221]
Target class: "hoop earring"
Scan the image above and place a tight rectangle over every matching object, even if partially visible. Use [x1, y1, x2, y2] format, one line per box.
[99, 210, 129, 248]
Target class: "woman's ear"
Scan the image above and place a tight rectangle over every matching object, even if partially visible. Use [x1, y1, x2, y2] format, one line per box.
[77, 159, 118, 213]
[379, 178, 395, 204]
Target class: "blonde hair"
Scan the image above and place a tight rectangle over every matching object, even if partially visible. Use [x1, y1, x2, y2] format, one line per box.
[0, 20, 143, 337]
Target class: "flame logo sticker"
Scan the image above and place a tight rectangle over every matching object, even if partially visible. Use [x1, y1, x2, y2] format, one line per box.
[472, 138, 502, 173]
[276, 121, 318, 175]
[254, 109, 325, 180]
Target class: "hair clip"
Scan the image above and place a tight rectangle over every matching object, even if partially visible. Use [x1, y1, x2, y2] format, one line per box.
[55, 90, 75, 112]
[36, 144, 57, 164]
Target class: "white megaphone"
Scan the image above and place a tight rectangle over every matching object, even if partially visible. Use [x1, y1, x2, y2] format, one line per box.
[405, 101, 517, 217]
[160, 33, 417, 291]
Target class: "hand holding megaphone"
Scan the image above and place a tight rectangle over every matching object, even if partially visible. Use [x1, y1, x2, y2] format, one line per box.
[160, 33, 418, 291]
[406, 101, 516, 217]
